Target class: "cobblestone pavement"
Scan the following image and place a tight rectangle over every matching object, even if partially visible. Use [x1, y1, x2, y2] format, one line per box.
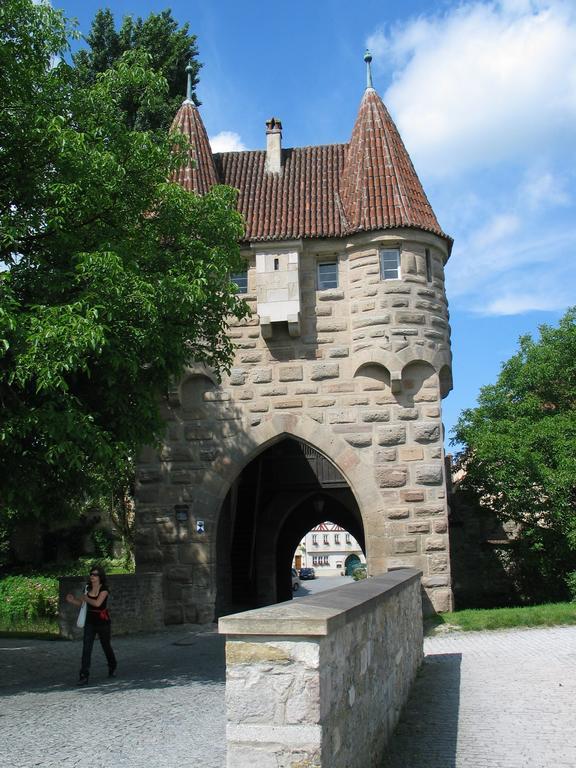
[2, 623, 575, 768]
[383, 625, 576, 768]
[0, 625, 226, 768]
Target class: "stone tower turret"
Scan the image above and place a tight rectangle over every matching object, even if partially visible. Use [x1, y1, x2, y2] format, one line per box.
[135, 55, 455, 624]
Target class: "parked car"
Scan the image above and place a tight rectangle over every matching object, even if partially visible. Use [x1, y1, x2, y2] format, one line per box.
[299, 567, 316, 580]
[291, 568, 300, 591]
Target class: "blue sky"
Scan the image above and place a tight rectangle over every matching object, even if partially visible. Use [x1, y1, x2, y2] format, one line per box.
[56, 0, 576, 446]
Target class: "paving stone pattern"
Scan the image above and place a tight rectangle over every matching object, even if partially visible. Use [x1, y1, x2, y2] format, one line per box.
[0, 626, 226, 768]
[1, 624, 575, 768]
[383, 625, 576, 768]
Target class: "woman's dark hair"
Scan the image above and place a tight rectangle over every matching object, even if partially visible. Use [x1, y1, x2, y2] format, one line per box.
[86, 564, 109, 592]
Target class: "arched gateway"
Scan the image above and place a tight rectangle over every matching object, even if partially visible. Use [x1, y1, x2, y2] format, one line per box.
[135, 54, 455, 624]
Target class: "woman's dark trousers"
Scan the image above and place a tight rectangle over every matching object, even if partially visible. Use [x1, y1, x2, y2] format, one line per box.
[80, 623, 116, 678]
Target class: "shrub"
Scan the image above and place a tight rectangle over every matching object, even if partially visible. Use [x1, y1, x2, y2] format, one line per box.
[352, 565, 367, 581]
[0, 575, 59, 623]
[566, 571, 576, 602]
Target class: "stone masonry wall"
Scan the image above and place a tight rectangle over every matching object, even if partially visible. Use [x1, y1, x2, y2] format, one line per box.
[135, 228, 453, 622]
[219, 569, 423, 768]
[58, 573, 163, 639]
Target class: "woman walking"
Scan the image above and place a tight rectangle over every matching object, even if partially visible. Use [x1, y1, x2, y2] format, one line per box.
[66, 565, 117, 685]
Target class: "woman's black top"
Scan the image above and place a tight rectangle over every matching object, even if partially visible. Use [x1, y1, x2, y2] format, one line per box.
[86, 587, 111, 625]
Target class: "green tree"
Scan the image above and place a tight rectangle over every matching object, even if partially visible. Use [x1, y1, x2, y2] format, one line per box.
[0, 0, 247, 524]
[73, 8, 200, 131]
[453, 309, 576, 601]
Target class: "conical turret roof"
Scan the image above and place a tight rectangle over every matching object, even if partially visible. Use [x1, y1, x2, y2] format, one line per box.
[170, 100, 219, 194]
[339, 87, 446, 240]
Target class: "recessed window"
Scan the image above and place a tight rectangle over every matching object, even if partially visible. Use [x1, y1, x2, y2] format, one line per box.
[379, 249, 401, 280]
[317, 261, 338, 290]
[323, 534, 329, 545]
[425, 248, 432, 283]
[274, 258, 280, 271]
[312, 534, 318, 545]
[230, 270, 248, 294]
[334, 534, 340, 545]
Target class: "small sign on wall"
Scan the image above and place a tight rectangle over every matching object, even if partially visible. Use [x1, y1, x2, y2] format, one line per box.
[174, 504, 189, 522]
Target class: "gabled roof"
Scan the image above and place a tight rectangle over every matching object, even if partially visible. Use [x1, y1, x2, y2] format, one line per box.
[214, 145, 347, 241]
[170, 83, 451, 247]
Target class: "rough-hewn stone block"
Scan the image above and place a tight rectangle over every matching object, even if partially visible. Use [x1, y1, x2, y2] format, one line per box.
[327, 346, 349, 358]
[251, 368, 272, 384]
[395, 312, 425, 324]
[274, 399, 303, 409]
[352, 315, 391, 329]
[415, 464, 443, 485]
[361, 410, 390, 422]
[425, 536, 446, 551]
[374, 448, 397, 463]
[310, 363, 339, 380]
[413, 423, 441, 443]
[401, 490, 425, 502]
[376, 426, 406, 445]
[376, 468, 407, 487]
[279, 365, 303, 381]
[414, 504, 444, 517]
[407, 522, 430, 534]
[328, 410, 356, 424]
[386, 507, 410, 519]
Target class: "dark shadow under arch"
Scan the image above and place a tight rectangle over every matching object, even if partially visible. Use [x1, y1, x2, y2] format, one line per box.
[215, 436, 365, 616]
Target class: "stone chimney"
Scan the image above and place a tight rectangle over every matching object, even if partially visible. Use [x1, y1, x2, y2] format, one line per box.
[265, 117, 282, 173]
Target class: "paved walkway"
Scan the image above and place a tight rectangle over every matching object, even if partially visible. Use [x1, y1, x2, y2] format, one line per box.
[383, 625, 576, 768]
[0, 625, 226, 768]
[1, 623, 575, 767]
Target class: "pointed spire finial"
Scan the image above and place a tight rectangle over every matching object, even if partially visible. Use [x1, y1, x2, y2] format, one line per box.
[184, 62, 193, 104]
[364, 49, 373, 90]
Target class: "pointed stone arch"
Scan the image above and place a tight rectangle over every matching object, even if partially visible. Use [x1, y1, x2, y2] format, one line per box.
[198, 412, 385, 565]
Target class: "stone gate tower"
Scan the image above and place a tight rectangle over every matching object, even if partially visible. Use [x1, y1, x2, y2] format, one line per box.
[135, 54, 454, 623]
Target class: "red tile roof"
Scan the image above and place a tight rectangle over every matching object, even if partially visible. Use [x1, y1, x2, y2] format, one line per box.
[171, 89, 451, 247]
[214, 145, 347, 241]
[340, 88, 445, 239]
[170, 102, 218, 194]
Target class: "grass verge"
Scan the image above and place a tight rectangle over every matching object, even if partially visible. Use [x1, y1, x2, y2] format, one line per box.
[0, 617, 60, 640]
[427, 601, 576, 635]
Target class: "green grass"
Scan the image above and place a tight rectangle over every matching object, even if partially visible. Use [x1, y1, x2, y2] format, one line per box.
[428, 601, 576, 634]
[0, 616, 60, 639]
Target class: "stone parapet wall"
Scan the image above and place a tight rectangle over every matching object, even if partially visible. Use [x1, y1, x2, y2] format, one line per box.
[219, 569, 423, 768]
[58, 572, 163, 639]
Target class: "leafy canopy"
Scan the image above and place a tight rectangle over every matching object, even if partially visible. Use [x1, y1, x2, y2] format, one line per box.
[0, 0, 247, 520]
[72, 8, 201, 130]
[453, 309, 576, 597]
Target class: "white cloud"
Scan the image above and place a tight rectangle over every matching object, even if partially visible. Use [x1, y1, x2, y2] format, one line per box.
[519, 169, 571, 210]
[369, 1, 576, 178]
[368, 2, 576, 317]
[209, 131, 247, 153]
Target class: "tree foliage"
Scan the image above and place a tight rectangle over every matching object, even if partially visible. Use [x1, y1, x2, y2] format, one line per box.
[0, 0, 247, 522]
[72, 8, 201, 131]
[453, 309, 576, 599]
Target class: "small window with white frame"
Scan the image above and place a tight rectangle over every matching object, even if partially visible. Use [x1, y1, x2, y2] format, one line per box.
[317, 261, 338, 290]
[230, 270, 248, 294]
[379, 248, 401, 280]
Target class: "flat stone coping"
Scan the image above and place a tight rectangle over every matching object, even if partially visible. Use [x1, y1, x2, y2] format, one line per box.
[218, 568, 421, 636]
